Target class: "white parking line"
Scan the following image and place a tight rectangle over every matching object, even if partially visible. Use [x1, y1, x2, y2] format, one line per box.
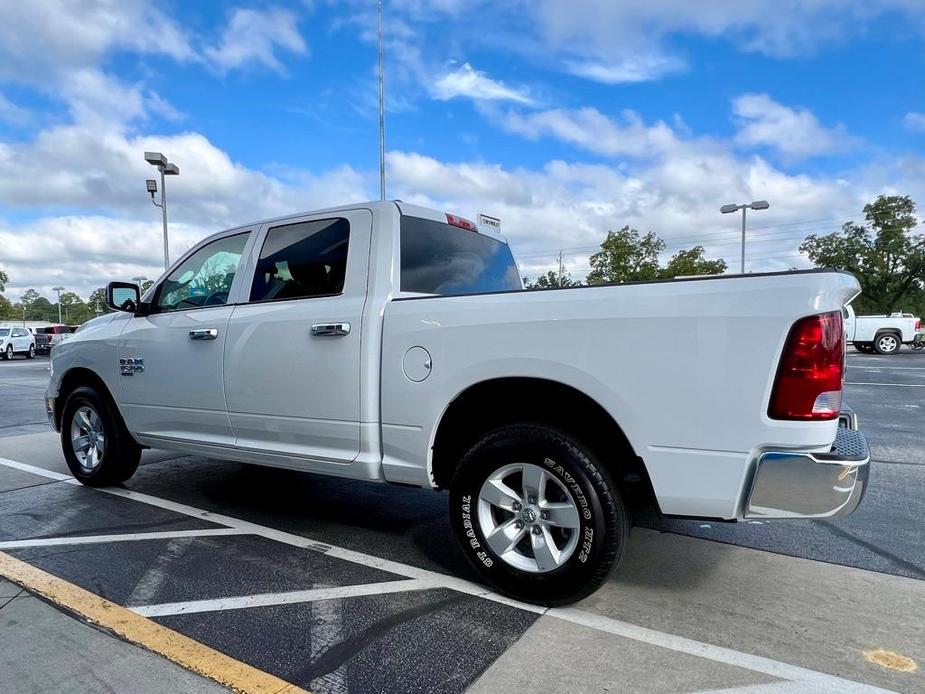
[844, 382, 925, 387]
[847, 366, 925, 370]
[0, 457, 895, 693]
[0, 528, 244, 550]
[132, 579, 434, 618]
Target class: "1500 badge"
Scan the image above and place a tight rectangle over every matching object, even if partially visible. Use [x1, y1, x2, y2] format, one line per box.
[119, 357, 144, 375]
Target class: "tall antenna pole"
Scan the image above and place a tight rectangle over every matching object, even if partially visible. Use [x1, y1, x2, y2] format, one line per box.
[377, 0, 386, 201]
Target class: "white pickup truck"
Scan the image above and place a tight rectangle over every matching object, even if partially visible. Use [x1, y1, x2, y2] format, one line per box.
[47, 201, 870, 604]
[843, 304, 921, 354]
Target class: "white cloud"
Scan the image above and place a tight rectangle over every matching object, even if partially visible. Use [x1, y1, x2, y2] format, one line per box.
[565, 54, 686, 84]
[533, 0, 923, 62]
[0, 0, 194, 85]
[204, 7, 307, 74]
[0, 92, 29, 126]
[732, 93, 853, 160]
[502, 107, 684, 159]
[904, 112, 925, 132]
[431, 63, 533, 104]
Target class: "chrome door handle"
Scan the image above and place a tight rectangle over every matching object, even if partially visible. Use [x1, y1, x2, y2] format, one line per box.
[189, 329, 219, 340]
[311, 322, 351, 337]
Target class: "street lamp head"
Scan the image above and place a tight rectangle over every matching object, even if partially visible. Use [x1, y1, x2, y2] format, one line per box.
[146, 179, 158, 194]
[750, 200, 770, 210]
[720, 204, 739, 214]
[163, 163, 179, 176]
[144, 151, 167, 166]
[52, 286, 64, 292]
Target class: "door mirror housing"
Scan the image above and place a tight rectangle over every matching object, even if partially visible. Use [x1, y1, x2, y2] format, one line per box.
[106, 282, 141, 313]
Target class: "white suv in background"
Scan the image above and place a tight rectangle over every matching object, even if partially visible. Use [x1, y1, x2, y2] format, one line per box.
[0, 326, 36, 360]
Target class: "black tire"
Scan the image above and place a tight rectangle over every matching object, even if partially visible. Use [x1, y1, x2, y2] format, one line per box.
[3, 344, 12, 360]
[61, 385, 141, 486]
[449, 423, 628, 606]
[854, 343, 872, 354]
[874, 332, 901, 355]
[26, 344, 35, 359]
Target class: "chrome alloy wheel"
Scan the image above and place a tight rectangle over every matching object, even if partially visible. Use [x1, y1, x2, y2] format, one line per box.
[477, 462, 581, 573]
[70, 405, 105, 471]
[878, 334, 899, 353]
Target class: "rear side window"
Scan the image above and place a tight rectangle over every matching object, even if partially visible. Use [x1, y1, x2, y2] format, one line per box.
[250, 218, 350, 302]
[400, 216, 521, 295]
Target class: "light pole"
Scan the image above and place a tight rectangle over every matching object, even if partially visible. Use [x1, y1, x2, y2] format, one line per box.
[377, 0, 386, 200]
[132, 276, 147, 290]
[144, 152, 180, 271]
[720, 200, 770, 273]
[52, 286, 65, 324]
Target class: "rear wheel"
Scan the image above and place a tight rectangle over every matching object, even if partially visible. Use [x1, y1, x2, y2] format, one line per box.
[26, 344, 35, 359]
[874, 333, 900, 355]
[61, 386, 140, 486]
[449, 423, 628, 606]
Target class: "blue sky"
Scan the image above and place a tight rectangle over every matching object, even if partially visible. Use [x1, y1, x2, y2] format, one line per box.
[0, 0, 923, 299]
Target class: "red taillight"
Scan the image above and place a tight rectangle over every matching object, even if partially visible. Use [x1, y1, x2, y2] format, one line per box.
[916, 319, 921, 332]
[446, 213, 477, 231]
[769, 311, 844, 421]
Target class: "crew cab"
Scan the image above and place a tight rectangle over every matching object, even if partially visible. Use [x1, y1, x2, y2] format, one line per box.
[46, 201, 870, 604]
[843, 304, 921, 354]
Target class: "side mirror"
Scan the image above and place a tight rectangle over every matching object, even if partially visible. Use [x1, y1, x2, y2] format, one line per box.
[106, 282, 141, 313]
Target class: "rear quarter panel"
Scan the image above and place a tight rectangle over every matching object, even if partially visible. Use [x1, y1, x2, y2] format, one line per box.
[380, 271, 860, 519]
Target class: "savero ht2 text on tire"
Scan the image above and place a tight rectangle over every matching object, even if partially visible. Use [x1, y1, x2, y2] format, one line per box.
[450, 424, 628, 606]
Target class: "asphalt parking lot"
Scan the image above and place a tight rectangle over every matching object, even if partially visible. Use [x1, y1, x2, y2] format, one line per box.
[0, 350, 922, 693]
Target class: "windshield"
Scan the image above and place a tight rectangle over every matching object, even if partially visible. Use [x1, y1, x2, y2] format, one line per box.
[400, 216, 521, 295]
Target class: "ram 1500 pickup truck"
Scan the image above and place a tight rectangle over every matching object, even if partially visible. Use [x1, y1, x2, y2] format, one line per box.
[46, 201, 870, 604]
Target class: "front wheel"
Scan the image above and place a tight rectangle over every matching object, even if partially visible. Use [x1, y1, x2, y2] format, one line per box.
[449, 423, 628, 606]
[874, 333, 900, 355]
[61, 386, 141, 486]
[3, 344, 12, 360]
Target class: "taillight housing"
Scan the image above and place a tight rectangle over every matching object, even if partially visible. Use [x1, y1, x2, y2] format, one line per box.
[916, 319, 921, 332]
[769, 311, 844, 421]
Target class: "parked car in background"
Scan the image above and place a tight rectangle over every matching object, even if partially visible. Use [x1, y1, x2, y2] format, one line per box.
[33, 325, 76, 355]
[0, 326, 36, 360]
[843, 304, 921, 354]
[46, 201, 870, 605]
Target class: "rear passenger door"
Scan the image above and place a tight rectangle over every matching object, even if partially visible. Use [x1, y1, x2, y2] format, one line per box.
[224, 210, 372, 465]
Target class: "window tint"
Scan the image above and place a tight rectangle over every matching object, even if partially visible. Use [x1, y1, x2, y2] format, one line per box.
[250, 218, 349, 302]
[0, 329, 9, 336]
[155, 232, 249, 312]
[400, 216, 521, 295]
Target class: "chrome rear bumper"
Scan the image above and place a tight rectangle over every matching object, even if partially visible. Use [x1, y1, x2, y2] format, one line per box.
[745, 421, 869, 520]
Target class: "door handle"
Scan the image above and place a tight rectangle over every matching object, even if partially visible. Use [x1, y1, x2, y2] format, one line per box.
[311, 322, 351, 337]
[189, 329, 219, 340]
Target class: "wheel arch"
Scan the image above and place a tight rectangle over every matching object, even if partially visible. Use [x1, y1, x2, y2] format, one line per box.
[55, 367, 120, 432]
[430, 376, 659, 514]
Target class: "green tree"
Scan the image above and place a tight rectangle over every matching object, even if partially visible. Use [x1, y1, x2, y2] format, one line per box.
[87, 288, 111, 315]
[31, 296, 55, 322]
[0, 269, 8, 293]
[58, 291, 93, 325]
[0, 294, 12, 319]
[659, 246, 727, 279]
[525, 270, 579, 289]
[800, 195, 925, 314]
[587, 227, 665, 284]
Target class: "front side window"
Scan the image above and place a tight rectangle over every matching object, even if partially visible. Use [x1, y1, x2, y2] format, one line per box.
[249, 218, 350, 302]
[155, 232, 250, 312]
[12, 328, 25, 337]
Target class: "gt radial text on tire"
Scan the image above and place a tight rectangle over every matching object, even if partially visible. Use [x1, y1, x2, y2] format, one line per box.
[61, 385, 141, 486]
[449, 423, 628, 606]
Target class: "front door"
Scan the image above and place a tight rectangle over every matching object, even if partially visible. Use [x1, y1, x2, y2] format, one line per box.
[223, 210, 371, 465]
[118, 230, 252, 445]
